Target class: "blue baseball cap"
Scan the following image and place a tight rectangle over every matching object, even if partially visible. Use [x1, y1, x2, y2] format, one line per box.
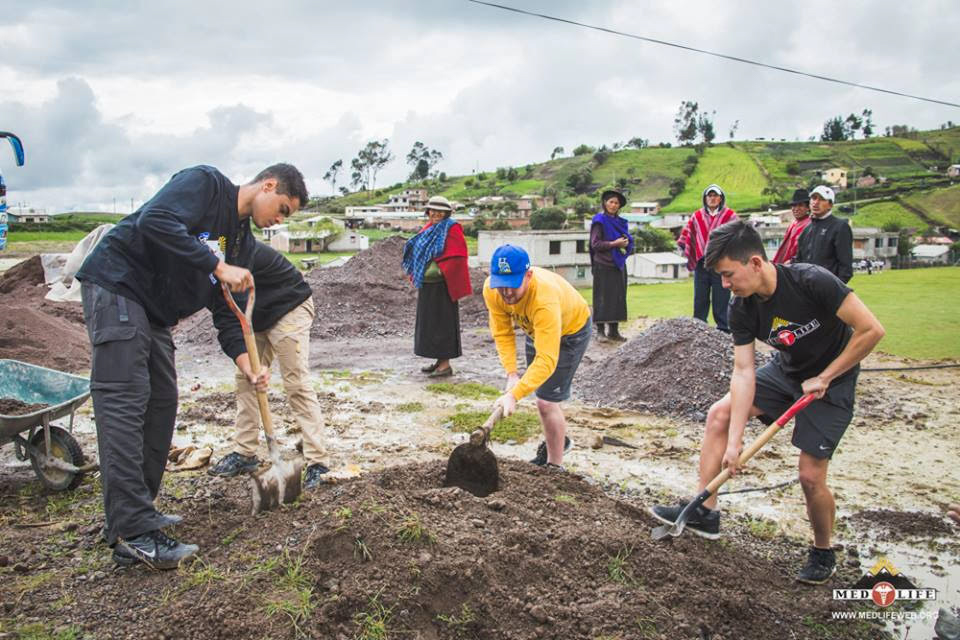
[489, 244, 530, 289]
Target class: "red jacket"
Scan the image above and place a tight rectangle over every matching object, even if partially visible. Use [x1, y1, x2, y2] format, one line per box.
[423, 221, 473, 302]
[772, 216, 812, 264]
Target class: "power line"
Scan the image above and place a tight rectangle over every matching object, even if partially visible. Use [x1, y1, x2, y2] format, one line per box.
[467, 0, 960, 109]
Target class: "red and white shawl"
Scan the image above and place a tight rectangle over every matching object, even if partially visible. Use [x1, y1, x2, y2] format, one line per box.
[772, 215, 812, 264]
[677, 207, 738, 270]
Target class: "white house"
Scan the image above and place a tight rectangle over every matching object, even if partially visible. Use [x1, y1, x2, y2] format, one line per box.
[270, 230, 334, 254]
[946, 164, 960, 178]
[261, 223, 288, 241]
[477, 230, 592, 286]
[326, 230, 370, 252]
[630, 202, 660, 215]
[911, 244, 950, 264]
[822, 167, 848, 189]
[626, 252, 688, 281]
[344, 205, 386, 217]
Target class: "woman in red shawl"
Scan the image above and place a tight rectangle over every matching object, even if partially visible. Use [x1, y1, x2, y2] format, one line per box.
[401, 196, 472, 377]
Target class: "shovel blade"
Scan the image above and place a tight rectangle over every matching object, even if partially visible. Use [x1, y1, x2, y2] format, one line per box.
[443, 442, 499, 498]
[651, 522, 684, 541]
[250, 458, 303, 516]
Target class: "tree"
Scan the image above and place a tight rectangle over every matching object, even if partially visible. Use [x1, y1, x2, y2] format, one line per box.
[351, 139, 394, 191]
[861, 109, 874, 138]
[627, 137, 648, 150]
[616, 177, 629, 190]
[322, 159, 343, 195]
[633, 226, 675, 252]
[529, 206, 566, 230]
[593, 145, 610, 165]
[673, 100, 699, 146]
[697, 109, 716, 145]
[550, 146, 565, 160]
[406, 141, 442, 182]
[572, 195, 593, 218]
[572, 144, 594, 156]
[506, 167, 519, 181]
[821, 116, 847, 141]
[844, 113, 863, 139]
[566, 167, 594, 194]
[728, 119, 740, 140]
[338, 186, 349, 196]
[669, 178, 686, 197]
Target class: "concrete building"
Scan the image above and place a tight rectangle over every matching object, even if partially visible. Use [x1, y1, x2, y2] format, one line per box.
[630, 202, 660, 215]
[946, 164, 960, 178]
[821, 168, 848, 189]
[270, 230, 334, 254]
[344, 205, 386, 217]
[326, 230, 369, 252]
[261, 223, 288, 241]
[851, 227, 899, 262]
[911, 244, 950, 264]
[384, 188, 428, 212]
[626, 252, 688, 281]
[477, 230, 592, 286]
[6, 211, 51, 224]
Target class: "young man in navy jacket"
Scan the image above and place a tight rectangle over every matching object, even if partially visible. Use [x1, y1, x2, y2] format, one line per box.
[76, 163, 307, 569]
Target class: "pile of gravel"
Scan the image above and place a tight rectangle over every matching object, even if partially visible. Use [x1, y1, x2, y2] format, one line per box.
[579, 317, 766, 419]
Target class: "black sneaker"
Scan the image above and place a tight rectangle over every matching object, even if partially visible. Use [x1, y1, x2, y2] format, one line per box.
[207, 452, 259, 477]
[114, 530, 199, 570]
[529, 437, 574, 466]
[303, 463, 330, 490]
[647, 502, 721, 539]
[101, 513, 183, 541]
[796, 547, 836, 585]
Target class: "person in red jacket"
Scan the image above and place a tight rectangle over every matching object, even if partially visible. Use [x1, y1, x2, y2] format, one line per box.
[773, 189, 812, 264]
[402, 196, 472, 377]
[677, 184, 738, 331]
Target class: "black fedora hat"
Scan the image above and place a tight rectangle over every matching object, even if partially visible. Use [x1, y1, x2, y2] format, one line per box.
[790, 188, 810, 206]
[600, 189, 627, 209]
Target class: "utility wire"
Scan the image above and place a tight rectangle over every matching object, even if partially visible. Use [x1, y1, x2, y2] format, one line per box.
[467, 0, 960, 109]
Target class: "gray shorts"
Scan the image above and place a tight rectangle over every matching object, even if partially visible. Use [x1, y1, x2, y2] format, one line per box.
[753, 359, 858, 459]
[524, 317, 592, 402]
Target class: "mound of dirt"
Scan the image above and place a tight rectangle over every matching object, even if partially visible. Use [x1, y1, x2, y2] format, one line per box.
[2, 460, 880, 640]
[305, 236, 488, 340]
[173, 237, 490, 353]
[846, 509, 957, 539]
[0, 398, 49, 415]
[579, 317, 765, 419]
[0, 255, 90, 372]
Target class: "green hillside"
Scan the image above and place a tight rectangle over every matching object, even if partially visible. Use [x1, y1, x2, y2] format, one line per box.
[317, 126, 960, 225]
[661, 146, 768, 213]
[837, 200, 928, 232]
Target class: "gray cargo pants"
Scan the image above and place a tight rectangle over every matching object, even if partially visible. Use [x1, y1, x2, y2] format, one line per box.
[81, 282, 178, 545]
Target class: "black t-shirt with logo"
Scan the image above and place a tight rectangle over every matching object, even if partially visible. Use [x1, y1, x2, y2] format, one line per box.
[729, 263, 854, 381]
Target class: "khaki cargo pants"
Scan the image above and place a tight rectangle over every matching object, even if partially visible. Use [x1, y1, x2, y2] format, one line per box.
[233, 297, 327, 465]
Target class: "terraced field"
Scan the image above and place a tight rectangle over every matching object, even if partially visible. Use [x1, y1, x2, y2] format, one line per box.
[662, 145, 769, 213]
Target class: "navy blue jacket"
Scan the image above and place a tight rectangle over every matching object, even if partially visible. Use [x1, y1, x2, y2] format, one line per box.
[77, 166, 253, 328]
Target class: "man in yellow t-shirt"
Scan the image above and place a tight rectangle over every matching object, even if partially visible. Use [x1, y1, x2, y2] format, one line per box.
[483, 244, 592, 469]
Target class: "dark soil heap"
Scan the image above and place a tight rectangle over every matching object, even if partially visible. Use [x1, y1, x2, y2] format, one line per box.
[304, 235, 488, 339]
[1, 460, 880, 640]
[0, 255, 90, 372]
[0, 398, 49, 415]
[579, 317, 765, 419]
[174, 236, 489, 350]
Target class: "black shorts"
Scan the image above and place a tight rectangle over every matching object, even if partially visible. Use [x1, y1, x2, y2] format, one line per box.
[753, 360, 858, 459]
[524, 317, 592, 402]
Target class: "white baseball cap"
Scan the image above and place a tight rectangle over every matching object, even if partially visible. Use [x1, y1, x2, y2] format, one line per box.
[810, 185, 835, 203]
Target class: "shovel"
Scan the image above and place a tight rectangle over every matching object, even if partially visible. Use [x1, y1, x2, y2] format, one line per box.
[443, 406, 502, 498]
[651, 393, 816, 541]
[221, 283, 303, 515]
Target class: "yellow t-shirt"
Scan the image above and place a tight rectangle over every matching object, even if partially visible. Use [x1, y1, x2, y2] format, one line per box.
[483, 267, 591, 401]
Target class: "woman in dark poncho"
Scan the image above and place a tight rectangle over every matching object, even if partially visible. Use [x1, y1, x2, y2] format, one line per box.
[589, 189, 634, 342]
[402, 196, 472, 377]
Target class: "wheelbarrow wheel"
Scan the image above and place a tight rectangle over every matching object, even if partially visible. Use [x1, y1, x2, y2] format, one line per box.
[28, 426, 85, 491]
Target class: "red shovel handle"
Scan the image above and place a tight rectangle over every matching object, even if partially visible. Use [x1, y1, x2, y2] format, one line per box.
[221, 282, 256, 335]
[775, 393, 817, 427]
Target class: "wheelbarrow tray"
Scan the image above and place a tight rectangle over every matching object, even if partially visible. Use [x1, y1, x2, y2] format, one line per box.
[0, 359, 90, 442]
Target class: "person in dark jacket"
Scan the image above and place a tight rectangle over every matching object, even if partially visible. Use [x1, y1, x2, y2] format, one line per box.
[75, 163, 307, 569]
[402, 196, 472, 378]
[796, 186, 853, 283]
[589, 189, 633, 342]
[207, 241, 330, 489]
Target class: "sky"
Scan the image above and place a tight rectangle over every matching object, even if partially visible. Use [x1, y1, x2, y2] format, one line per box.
[1, 0, 958, 213]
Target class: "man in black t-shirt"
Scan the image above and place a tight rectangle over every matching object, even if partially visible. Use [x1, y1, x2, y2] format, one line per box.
[650, 220, 885, 585]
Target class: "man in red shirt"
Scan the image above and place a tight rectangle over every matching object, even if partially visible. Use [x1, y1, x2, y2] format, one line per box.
[773, 189, 812, 264]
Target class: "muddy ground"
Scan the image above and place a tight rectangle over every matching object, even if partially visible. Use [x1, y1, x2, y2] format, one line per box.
[1, 246, 958, 639]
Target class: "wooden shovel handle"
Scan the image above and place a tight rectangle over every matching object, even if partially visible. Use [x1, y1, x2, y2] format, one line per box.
[222, 284, 275, 438]
[704, 393, 816, 495]
[470, 406, 504, 446]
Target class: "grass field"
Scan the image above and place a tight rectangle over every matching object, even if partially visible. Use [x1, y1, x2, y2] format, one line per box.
[579, 267, 960, 360]
[6, 230, 89, 243]
[839, 200, 929, 231]
[663, 146, 769, 213]
[904, 183, 960, 228]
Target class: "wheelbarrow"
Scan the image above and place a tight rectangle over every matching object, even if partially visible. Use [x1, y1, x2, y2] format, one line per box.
[0, 359, 97, 490]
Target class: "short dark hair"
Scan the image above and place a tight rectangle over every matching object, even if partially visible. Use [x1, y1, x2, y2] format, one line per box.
[704, 220, 767, 269]
[252, 163, 309, 207]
